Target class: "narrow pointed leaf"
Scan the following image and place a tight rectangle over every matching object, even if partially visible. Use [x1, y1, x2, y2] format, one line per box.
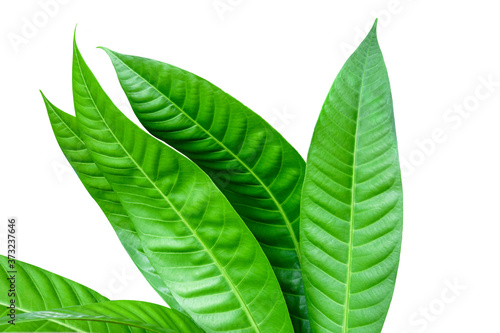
[0, 300, 203, 333]
[100, 48, 309, 331]
[0, 255, 108, 331]
[72, 39, 293, 333]
[42, 94, 185, 314]
[300, 22, 403, 332]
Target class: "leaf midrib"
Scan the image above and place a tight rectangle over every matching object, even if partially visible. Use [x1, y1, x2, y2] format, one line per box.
[48, 102, 82, 144]
[0, 302, 84, 332]
[50, 107, 187, 313]
[0, 302, 175, 333]
[107, 52, 301, 261]
[75, 52, 262, 333]
[343, 32, 375, 332]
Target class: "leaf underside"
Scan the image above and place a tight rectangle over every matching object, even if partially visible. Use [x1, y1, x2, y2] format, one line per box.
[42, 93, 185, 314]
[72, 38, 293, 333]
[300, 22, 403, 333]
[101, 48, 309, 332]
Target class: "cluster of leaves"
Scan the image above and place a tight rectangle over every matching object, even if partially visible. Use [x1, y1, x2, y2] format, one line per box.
[0, 20, 403, 333]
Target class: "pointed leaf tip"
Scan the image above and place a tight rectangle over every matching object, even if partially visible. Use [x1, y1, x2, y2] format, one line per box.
[97, 46, 114, 57]
[40, 90, 53, 109]
[72, 27, 83, 57]
[301, 14, 401, 332]
[366, 18, 378, 39]
[40, 90, 52, 114]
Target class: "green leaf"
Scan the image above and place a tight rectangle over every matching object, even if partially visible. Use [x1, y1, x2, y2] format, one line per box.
[300, 21, 403, 332]
[0, 300, 203, 333]
[72, 38, 293, 333]
[0, 255, 108, 331]
[0, 255, 108, 314]
[42, 93, 185, 314]
[100, 47, 309, 331]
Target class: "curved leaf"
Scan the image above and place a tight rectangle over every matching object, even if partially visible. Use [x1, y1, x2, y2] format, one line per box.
[42, 93, 185, 314]
[100, 48, 309, 331]
[0, 300, 202, 333]
[300, 21, 403, 332]
[72, 38, 293, 333]
[0, 255, 108, 331]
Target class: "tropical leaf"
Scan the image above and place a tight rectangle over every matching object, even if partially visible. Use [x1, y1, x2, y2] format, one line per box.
[0, 255, 108, 331]
[72, 37, 293, 333]
[100, 47, 309, 331]
[300, 21, 403, 332]
[42, 93, 185, 314]
[0, 300, 202, 333]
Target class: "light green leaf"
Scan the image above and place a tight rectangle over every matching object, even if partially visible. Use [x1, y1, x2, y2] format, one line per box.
[72, 38, 293, 333]
[300, 21, 403, 332]
[0, 300, 203, 332]
[0, 255, 108, 331]
[100, 48, 309, 331]
[42, 93, 185, 314]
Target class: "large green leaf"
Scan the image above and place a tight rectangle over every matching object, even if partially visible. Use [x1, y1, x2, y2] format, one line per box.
[0, 255, 108, 331]
[300, 21, 403, 332]
[72, 38, 293, 333]
[42, 93, 185, 314]
[0, 300, 202, 332]
[100, 48, 309, 332]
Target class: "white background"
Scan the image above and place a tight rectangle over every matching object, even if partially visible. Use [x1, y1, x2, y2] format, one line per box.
[1, 0, 499, 332]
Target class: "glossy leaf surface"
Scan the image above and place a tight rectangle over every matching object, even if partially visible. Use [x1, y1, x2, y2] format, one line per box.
[300, 22, 403, 332]
[0, 255, 108, 331]
[72, 39, 293, 333]
[0, 300, 202, 333]
[42, 94, 184, 313]
[101, 48, 309, 331]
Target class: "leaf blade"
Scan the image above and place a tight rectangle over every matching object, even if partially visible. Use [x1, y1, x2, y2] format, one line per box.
[0, 300, 202, 333]
[100, 48, 309, 331]
[72, 39, 293, 333]
[0, 255, 109, 331]
[300, 21, 403, 332]
[42, 93, 185, 314]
